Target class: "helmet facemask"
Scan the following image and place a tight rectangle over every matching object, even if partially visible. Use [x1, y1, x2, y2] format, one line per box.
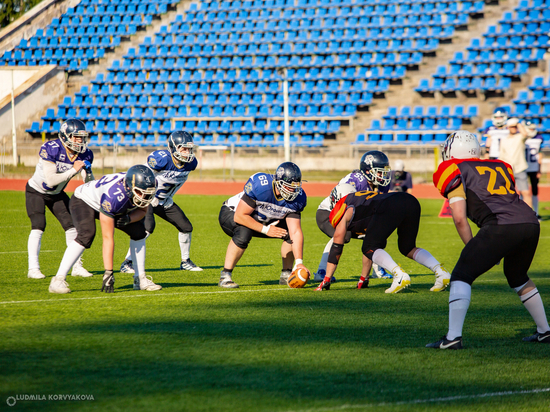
[61, 129, 88, 154]
[275, 179, 302, 201]
[366, 166, 391, 187]
[172, 142, 195, 163]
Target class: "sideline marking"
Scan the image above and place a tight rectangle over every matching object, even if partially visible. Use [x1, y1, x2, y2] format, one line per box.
[0, 250, 58, 254]
[286, 387, 550, 411]
[0, 287, 293, 305]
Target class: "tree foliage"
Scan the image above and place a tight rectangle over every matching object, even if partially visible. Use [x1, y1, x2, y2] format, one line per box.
[0, 0, 44, 29]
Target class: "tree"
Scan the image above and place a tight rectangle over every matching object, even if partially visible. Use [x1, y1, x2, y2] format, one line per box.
[0, 0, 44, 29]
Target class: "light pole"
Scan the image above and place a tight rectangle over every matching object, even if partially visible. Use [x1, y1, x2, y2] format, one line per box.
[277, 68, 291, 162]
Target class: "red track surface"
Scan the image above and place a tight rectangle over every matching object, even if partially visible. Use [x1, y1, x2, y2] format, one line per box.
[3, 178, 550, 200]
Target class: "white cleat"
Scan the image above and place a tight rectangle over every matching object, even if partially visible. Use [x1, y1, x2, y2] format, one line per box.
[133, 275, 162, 291]
[385, 266, 411, 294]
[71, 263, 93, 277]
[49, 277, 71, 294]
[431, 264, 451, 292]
[28, 268, 45, 279]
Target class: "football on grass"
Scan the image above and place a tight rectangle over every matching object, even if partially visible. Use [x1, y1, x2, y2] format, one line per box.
[287, 268, 310, 288]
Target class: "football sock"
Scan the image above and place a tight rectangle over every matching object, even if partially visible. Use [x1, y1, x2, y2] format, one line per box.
[317, 238, 332, 273]
[130, 239, 146, 280]
[65, 228, 77, 245]
[412, 248, 440, 272]
[519, 288, 550, 334]
[223, 268, 233, 274]
[533, 195, 539, 215]
[28, 229, 43, 270]
[447, 281, 471, 340]
[55, 241, 85, 280]
[124, 231, 149, 261]
[179, 232, 191, 261]
[372, 249, 399, 273]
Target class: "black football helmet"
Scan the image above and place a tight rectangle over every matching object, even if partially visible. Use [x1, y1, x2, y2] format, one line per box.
[124, 165, 157, 208]
[59, 118, 88, 154]
[274, 162, 302, 201]
[168, 131, 195, 163]
[359, 150, 391, 187]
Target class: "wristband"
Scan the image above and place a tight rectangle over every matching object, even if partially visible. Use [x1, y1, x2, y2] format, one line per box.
[295, 259, 303, 265]
[261, 225, 269, 235]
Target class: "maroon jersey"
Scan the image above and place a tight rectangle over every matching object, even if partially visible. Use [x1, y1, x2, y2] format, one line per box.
[433, 158, 538, 227]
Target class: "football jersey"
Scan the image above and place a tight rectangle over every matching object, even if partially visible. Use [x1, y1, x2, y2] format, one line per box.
[225, 172, 307, 224]
[389, 170, 413, 192]
[329, 190, 395, 232]
[147, 150, 198, 208]
[74, 173, 138, 218]
[482, 126, 509, 158]
[317, 171, 386, 211]
[525, 135, 543, 173]
[28, 138, 94, 195]
[433, 158, 538, 227]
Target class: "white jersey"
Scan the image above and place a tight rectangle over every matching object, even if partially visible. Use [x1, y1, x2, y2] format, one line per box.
[525, 136, 543, 173]
[317, 171, 380, 211]
[74, 173, 130, 215]
[483, 126, 509, 159]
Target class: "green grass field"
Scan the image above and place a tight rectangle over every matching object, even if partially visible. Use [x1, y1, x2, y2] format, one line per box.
[1, 191, 549, 411]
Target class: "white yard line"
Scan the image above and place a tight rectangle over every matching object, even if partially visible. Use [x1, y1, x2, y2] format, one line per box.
[0, 250, 58, 254]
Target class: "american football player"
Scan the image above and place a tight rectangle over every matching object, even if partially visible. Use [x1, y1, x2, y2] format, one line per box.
[317, 187, 451, 293]
[427, 130, 548, 349]
[49, 165, 161, 294]
[26, 119, 94, 280]
[313, 150, 391, 282]
[524, 120, 544, 217]
[389, 159, 413, 195]
[218, 162, 307, 288]
[119, 131, 202, 274]
[482, 107, 509, 159]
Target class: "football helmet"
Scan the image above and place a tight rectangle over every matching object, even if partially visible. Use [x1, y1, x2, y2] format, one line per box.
[168, 131, 195, 163]
[393, 159, 405, 179]
[124, 165, 157, 208]
[329, 183, 356, 209]
[523, 119, 538, 138]
[491, 107, 508, 127]
[359, 150, 391, 187]
[59, 119, 88, 154]
[441, 130, 481, 161]
[274, 162, 302, 201]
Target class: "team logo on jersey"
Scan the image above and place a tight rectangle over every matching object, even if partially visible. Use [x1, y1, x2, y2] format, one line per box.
[245, 182, 253, 195]
[59, 154, 65, 161]
[101, 200, 112, 213]
[40, 148, 48, 159]
[148, 157, 157, 168]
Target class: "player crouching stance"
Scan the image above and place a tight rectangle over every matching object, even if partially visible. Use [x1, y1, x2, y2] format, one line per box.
[316, 180, 451, 293]
[218, 162, 307, 288]
[427, 131, 549, 349]
[120, 131, 202, 274]
[49, 165, 161, 293]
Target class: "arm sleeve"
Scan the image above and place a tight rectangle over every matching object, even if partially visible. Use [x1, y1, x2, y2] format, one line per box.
[43, 160, 77, 187]
[448, 186, 466, 204]
[241, 193, 257, 208]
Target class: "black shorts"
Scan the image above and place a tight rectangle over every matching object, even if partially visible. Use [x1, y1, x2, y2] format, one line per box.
[360, 192, 420, 259]
[70, 196, 147, 249]
[451, 223, 540, 288]
[144, 202, 193, 234]
[528, 171, 539, 196]
[316, 209, 353, 243]
[25, 182, 74, 232]
[218, 204, 292, 249]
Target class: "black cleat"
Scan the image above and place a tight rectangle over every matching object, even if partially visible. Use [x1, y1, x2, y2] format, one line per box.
[522, 330, 550, 343]
[426, 336, 463, 350]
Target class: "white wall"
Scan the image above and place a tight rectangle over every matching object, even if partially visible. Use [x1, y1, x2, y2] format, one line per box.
[0, 68, 40, 102]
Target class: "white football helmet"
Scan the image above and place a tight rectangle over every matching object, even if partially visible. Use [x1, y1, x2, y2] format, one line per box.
[491, 108, 508, 127]
[329, 183, 356, 209]
[441, 130, 481, 161]
[523, 119, 538, 138]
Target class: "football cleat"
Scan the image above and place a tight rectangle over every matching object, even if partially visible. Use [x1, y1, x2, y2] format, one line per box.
[384, 266, 411, 294]
[180, 259, 203, 271]
[279, 269, 291, 285]
[28, 268, 45, 279]
[219, 271, 239, 288]
[120, 259, 135, 274]
[522, 330, 550, 343]
[431, 264, 451, 292]
[315, 278, 331, 291]
[371, 263, 392, 279]
[71, 259, 93, 277]
[313, 269, 336, 283]
[426, 336, 463, 350]
[49, 277, 71, 294]
[133, 275, 162, 291]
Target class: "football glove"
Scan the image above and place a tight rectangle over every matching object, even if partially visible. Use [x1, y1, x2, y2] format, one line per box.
[101, 270, 115, 293]
[315, 278, 331, 291]
[83, 160, 92, 172]
[115, 215, 132, 228]
[357, 275, 369, 289]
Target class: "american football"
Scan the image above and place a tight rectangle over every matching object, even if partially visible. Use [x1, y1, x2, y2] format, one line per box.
[287, 267, 310, 288]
